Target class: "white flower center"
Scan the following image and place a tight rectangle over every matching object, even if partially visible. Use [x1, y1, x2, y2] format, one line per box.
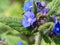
[29, 6, 33, 8]
[28, 18, 32, 23]
[56, 28, 59, 31]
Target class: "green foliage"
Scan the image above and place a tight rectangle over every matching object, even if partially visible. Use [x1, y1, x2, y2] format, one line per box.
[0, 22, 13, 34]
[0, 16, 32, 36]
[46, 0, 60, 16]
[0, 34, 28, 45]
[33, 0, 37, 14]
[0, 16, 22, 31]
[56, 6, 60, 13]
[0, 17, 28, 45]
[38, 22, 54, 31]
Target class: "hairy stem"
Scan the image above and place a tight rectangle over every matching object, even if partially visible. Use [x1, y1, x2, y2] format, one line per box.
[34, 32, 42, 45]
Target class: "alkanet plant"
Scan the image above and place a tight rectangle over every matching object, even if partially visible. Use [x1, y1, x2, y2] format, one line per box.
[21, 0, 60, 45]
[0, 0, 60, 45]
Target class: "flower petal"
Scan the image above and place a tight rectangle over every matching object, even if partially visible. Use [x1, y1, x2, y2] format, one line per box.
[23, 2, 33, 11]
[42, 8, 50, 13]
[37, 8, 42, 12]
[24, 11, 35, 19]
[40, 1, 45, 7]
[37, 2, 45, 9]
[22, 19, 30, 27]
[17, 41, 23, 45]
[53, 21, 60, 35]
[31, 18, 36, 25]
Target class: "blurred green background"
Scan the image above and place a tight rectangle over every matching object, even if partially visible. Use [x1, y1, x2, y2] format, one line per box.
[0, 0, 27, 45]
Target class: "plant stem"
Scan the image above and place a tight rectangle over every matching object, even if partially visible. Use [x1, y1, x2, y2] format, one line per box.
[34, 32, 42, 45]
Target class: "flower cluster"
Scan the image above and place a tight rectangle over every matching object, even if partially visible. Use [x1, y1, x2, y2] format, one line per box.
[37, 2, 50, 16]
[22, 1, 50, 28]
[22, 0, 36, 28]
[35, 2, 50, 26]
[22, 0, 60, 37]
[22, 11, 36, 27]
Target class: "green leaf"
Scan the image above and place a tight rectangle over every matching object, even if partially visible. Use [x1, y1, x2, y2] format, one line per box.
[38, 22, 54, 31]
[0, 34, 28, 45]
[0, 22, 14, 34]
[17, 0, 25, 7]
[0, 16, 31, 35]
[56, 6, 60, 13]
[46, 0, 60, 16]
[0, 16, 22, 31]
[33, 0, 37, 14]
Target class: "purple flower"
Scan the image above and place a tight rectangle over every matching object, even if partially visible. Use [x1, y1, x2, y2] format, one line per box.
[42, 8, 50, 13]
[53, 21, 60, 35]
[31, 21, 37, 28]
[37, 8, 50, 15]
[49, 31, 56, 38]
[42, 8, 50, 16]
[23, 1, 33, 11]
[37, 2, 45, 9]
[22, 11, 36, 27]
[17, 41, 23, 45]
[37, 8, 42, 12]
[40, 2, 46, 7]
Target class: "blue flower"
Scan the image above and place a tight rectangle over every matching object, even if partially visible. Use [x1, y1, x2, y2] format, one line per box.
[53, 21, 60, 35]
[24, 11, 35, 19]
[17, 41, 23, 45]
[22, 11, 36, 27]
[23, 1, 33, 11]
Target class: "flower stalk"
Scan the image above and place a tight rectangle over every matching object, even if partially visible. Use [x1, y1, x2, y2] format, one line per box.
[34, 32, 42, 45]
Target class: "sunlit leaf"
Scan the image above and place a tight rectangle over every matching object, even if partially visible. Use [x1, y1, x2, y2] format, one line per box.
[0, 34, 28, 45]
[38, 22, 54, 31]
